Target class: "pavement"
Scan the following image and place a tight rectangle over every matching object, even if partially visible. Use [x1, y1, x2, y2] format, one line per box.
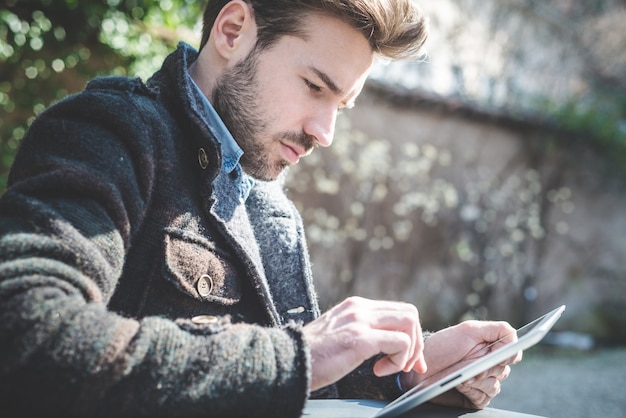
[489, 346, 626, 418]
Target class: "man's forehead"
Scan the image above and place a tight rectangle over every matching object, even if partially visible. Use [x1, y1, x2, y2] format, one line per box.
[296, 13, 374, 93]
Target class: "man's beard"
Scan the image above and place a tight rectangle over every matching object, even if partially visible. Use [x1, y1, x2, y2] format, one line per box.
[211, 48, 316, 181]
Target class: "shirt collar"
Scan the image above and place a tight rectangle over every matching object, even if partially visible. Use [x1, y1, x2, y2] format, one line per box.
[187, 71, 254, 201]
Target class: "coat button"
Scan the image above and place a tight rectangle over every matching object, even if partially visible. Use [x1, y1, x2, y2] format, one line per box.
[198, 148, 209, 169]
[197, 274, 213, 296]
[191, 315, 218, 325]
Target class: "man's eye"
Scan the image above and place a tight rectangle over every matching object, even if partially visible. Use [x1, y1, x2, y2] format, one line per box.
[305, 79, 322, 93]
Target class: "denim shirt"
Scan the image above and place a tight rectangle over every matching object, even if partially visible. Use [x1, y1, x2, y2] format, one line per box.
[188, 73, 254, 201]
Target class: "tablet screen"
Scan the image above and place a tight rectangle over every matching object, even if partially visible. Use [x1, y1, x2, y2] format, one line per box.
[375, 305, 565, 418]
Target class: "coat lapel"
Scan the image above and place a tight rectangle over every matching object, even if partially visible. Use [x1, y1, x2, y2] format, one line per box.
[246, 180, 320, 325]
[208, 170, 282, 325]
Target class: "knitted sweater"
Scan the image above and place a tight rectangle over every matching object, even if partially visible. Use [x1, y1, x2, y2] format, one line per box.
[0, 43, 400, 418]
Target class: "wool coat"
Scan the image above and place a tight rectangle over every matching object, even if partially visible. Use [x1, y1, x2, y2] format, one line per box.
[0, 43, 401, 417]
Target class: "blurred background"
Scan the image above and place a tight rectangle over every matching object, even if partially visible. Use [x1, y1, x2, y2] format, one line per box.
[1, 1, 625, 417]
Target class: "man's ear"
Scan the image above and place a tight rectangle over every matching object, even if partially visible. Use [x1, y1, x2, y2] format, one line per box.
[212, 0, 257, 62]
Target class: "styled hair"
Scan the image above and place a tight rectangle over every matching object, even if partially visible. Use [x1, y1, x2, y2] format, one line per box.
[199, 0, 428, 61]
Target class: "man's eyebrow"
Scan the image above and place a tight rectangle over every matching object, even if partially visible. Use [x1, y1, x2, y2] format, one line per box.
[309, 66, 357, 108]
[309, 66, 345, 98]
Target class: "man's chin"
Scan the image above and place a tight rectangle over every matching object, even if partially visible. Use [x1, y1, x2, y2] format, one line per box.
[243, 162, 290, 182]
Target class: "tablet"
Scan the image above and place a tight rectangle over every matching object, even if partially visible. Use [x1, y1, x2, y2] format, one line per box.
[374, 305, 566, 418]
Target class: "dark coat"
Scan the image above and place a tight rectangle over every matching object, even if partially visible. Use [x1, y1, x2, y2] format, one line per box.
[0, 43, 400, 418]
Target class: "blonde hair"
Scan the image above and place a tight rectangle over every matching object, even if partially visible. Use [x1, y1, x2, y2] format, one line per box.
[200, 0, 428, 61]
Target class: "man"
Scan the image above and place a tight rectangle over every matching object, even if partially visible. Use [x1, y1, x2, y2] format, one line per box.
[0, 1, 520, 417]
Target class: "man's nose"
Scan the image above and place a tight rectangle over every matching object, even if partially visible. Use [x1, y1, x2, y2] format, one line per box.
[304, 107, 336, 148]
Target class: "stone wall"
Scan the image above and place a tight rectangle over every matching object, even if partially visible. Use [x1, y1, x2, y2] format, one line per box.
[285, 84, 626, 342]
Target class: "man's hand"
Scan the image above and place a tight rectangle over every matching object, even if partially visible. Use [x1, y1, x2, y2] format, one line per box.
[401, 320, 522, 409]
[302, 296, 427, 391]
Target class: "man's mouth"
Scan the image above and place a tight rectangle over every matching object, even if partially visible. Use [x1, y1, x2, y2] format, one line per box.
[280, 141, 306, 164]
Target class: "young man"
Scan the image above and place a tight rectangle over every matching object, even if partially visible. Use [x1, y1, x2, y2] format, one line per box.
[0, 1, 520, 417]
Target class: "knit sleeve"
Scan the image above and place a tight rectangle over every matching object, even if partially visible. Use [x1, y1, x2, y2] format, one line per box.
[0, 86, 310, 418]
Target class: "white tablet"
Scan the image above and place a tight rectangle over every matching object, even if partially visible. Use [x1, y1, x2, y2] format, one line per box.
[374, 305, 566, 418]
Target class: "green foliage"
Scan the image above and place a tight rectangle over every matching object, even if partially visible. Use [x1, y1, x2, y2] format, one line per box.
[545, 86, 626, 170]
[0, 0, 203, 192]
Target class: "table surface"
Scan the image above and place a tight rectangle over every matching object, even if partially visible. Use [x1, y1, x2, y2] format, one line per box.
[301, 400, 547, 418]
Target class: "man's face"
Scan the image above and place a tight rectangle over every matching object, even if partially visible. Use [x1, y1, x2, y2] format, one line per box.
[211, 12, 374, 181]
